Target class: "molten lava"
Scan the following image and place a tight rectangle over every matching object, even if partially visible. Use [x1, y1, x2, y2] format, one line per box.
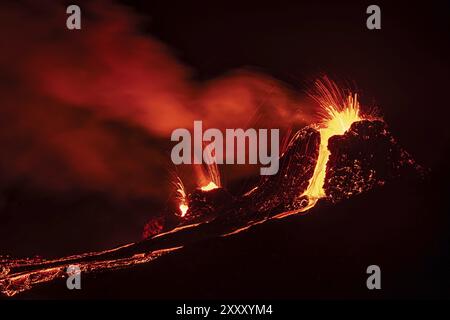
[200, 181, 219, 191]
[179, 204, 189, 217]
[1, 78, 422, 298]
[300, 93, 361, 211]
[272, 79, 363, 220]
[173, 177, 189, 217]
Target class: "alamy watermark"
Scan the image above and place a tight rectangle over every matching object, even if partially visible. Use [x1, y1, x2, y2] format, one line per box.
[366, 265, 381, 290]
[171, 121, 280, 175]
[66, 264, 81, 290]
[366, 5, 381, 30]
[66, 5, 81, 30]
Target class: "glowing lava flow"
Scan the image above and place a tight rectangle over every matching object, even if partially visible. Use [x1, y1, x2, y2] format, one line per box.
[0, 245, 183, 297]
[1, 80, 382, 298]
[273, 82, 362, 219]
[301, 93, 361, 210]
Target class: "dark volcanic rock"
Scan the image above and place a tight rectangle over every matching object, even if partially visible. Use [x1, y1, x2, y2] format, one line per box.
[186, 187, 234, 221]
[240, 126, 320, 215]
[324, 120, 422, 202]
[183, 126, 320, 226]
[1, 120, 427, 297]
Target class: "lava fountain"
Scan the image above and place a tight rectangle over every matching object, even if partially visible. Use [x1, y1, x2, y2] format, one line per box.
[299, 85, 362, 211]
[0, 78, 421, 297]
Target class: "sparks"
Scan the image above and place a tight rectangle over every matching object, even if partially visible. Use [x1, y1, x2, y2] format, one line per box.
[300, 79, 362, 211]
[173, 176, 189, 217]
[196, 153, 222, 191]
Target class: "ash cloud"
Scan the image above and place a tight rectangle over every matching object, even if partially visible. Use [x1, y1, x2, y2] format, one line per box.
[0, 0, 311, 199]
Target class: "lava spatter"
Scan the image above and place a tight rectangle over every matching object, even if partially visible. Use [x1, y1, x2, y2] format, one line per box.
[0, 79, 422, 297]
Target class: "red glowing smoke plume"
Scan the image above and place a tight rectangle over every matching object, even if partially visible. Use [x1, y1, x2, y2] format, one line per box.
[0, 0, 312, 198]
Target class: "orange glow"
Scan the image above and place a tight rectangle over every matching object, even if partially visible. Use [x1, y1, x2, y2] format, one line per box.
[300, 87, 361, 212]
[179, 203, 189, 217]
[0, 246, 183, 297]
[273, 80, 363, 220]
[173, 176, 189, 217]
[195, 158, 222, 191]
[200, 181, 219, 191]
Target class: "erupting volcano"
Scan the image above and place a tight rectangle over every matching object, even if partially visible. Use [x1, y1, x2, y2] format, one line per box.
[0, 79, 422, 297]
[275, 79, 363, 218]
